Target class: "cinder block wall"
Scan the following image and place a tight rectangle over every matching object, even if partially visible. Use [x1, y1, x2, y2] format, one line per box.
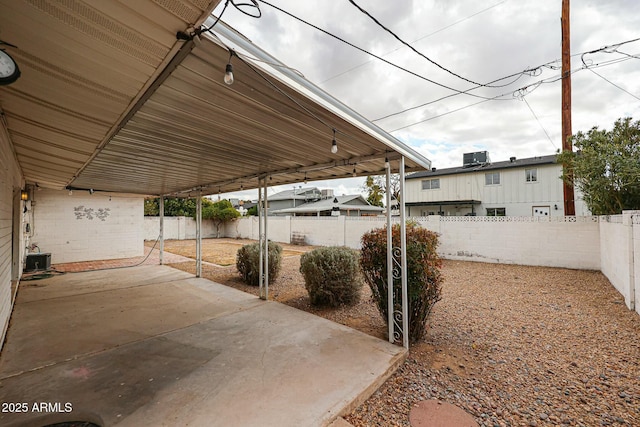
[31, 189, 144, 264]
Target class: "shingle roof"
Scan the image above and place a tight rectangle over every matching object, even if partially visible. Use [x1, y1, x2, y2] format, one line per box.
[407, 154, 558, 180]
[271, 195, 383, 214]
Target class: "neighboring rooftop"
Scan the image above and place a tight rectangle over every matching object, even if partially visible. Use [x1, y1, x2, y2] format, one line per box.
[407, 154, 558, 180]
[271, 195, 383, 215]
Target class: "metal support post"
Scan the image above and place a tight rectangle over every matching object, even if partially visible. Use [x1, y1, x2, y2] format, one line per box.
[196, 191, 202, 278]
[159, 196, 164, 265]
[399, 156, 409, 349]
[258, 179, 264, 297]
[386, 161, 394, 343]
[263, 177, 269, 300]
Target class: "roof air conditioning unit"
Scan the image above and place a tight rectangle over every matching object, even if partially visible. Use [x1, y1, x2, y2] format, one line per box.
[463, 151, 490, 167]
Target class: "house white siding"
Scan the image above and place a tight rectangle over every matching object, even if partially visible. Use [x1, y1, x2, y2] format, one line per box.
[0, 119, 25, 351]
[406, 160, 589, 217]
[31, 189, 144, 264]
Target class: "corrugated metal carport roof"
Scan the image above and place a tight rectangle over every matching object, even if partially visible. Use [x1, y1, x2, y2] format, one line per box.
[1, 1, 430, 197]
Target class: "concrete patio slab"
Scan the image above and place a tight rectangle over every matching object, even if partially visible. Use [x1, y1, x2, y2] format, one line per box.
[0, 265, 405, 427]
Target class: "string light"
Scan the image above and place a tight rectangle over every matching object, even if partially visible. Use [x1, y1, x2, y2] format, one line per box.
[224, 51, 235, 85]
[331, 128, 338, 154]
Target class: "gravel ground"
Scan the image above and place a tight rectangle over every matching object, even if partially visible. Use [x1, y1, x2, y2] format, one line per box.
[167, 247, 640, 427]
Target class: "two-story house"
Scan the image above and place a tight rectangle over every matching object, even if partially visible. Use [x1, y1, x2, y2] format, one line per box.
[404, 152, 590, 217]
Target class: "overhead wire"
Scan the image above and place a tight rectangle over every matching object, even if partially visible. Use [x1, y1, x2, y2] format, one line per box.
[347, 0, 516, 88]
[379, 37, 640, 124]
[522, 98, 558, 150]
[321, 0, 508, 85]
[256, 0, 501, 101]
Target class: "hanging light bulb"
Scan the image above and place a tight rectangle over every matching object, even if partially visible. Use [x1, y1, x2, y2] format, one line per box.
[224, 63, 234, 85]
[331, 128, 338, 154]
[384, 157, 390, 169]
[352, 167, 357, 177]
[224, 51, 235, 85]
[304, 173, 307, 185]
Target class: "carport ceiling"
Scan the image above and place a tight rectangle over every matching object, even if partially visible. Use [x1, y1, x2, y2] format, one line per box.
[1, 0, 430, 197]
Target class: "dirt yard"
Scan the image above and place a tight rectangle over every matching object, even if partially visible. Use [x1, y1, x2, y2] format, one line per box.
[161, 238, 640, 427]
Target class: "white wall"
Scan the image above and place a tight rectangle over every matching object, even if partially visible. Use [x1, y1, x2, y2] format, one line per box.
[31, 189, 144, 264]
[224, 215, 602, 270]
[144, 216, 222, 241]
[600, 212, 639, 312]
[0, 120, 25, 352]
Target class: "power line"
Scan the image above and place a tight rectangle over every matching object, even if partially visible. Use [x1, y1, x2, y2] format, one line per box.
[257, 0, 500, 101]
[378, 38, 640, 123]
[347, 0, 515, 88]
[587, 67, 640, 102]
[321, 1, 508, 85]
[522, 98, 558, 150]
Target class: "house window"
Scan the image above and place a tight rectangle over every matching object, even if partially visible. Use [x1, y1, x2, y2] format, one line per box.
[485, 172, 500, 185]
[525, 168, 538, 182]
[486, 208, 506, 216]
[421, 178, 440, 190]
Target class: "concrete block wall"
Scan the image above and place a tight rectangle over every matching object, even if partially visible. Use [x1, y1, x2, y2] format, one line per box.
[634, 215, 640, 315]
[144, 216, 226, 241]
[599, 212, 639, 312]
[31, 189, 144, 264]
[224, 215, 601, 270]
[428, 217, 601, 270]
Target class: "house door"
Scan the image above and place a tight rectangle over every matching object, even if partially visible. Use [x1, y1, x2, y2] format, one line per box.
[532, 206, 550, 217]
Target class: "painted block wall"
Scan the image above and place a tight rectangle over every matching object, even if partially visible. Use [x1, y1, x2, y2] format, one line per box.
[144, 217, 231, 241]
[224, 215, 601, 270]
[31, 189, 144, 264]
[599, 217, 631, 307]
[0, 123, 25, 352]
[635, 215, 640, 315]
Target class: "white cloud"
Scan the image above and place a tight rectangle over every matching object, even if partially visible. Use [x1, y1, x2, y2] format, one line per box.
[216, 0, 640, 194]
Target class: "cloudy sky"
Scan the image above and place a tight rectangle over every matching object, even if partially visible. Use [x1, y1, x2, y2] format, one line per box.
[212, 0, 640, 201]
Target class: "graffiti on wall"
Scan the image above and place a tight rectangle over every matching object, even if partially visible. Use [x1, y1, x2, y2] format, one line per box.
[74, 206, 111, 221]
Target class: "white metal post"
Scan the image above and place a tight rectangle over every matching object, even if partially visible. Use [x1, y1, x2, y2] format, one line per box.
[386, 161, 394, 343]
[159, 196, 164, 265]
[399, 156, 409, 349]
[264, 178, 269, 300]
[258, 179, 264, 297]
[196, 191, 202, 278]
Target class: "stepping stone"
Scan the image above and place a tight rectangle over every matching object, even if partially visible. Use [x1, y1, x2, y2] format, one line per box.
[410, 400, 479, 427]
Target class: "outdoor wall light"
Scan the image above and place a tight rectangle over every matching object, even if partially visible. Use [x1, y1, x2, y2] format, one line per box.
[20, 189, 28, 201]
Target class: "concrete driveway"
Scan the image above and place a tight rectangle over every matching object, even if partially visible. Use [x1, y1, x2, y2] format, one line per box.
[0, 265, 405, 427]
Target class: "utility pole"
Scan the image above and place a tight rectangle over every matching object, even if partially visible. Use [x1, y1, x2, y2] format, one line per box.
[561, 0, 576, 215]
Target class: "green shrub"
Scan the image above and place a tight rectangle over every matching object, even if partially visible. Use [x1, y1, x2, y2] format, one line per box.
[236, 241, 282, 286]
[360, 224, 442, 343]
[300, 246, 362, 307]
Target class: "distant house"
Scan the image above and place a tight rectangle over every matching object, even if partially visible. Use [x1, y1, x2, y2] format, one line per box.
[267, 187, 324, 213]
[271, 194, 384, 217]
[404, 152, 590, 217]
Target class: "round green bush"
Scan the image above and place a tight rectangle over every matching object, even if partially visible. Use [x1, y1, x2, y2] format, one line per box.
[360, 224, 442, 343]
[299, 246, 362, 307]
[236, 241, 282, 286]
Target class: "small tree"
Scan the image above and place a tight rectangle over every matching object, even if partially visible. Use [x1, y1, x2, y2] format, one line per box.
[202, 199, 240, 237]
[360, 223, 443, 344]
[558, 117, 640, 215]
